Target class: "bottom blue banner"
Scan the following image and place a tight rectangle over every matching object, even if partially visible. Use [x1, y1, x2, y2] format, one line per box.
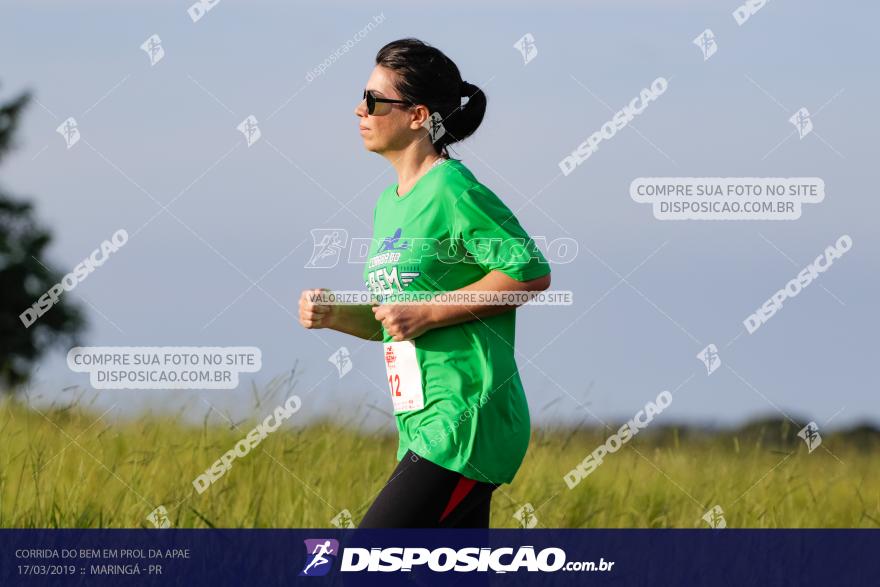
[0, 529, 877, 586]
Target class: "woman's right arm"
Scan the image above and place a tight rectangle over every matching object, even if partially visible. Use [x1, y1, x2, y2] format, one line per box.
[298, 288, 384, 341]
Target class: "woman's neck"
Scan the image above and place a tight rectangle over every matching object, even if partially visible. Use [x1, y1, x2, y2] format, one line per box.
[391, 149, 444, 197]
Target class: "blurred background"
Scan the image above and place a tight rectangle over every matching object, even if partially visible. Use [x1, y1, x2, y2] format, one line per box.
[1, 0, 877, 434]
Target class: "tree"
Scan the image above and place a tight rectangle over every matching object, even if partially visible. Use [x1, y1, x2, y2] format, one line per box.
[0, 83, 84, 390]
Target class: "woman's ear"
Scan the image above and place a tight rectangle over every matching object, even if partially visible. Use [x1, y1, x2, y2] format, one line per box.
[408, 104, 431, 130]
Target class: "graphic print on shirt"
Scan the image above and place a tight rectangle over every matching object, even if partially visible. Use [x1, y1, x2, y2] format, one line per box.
[365, 227, 421, 297]
[378, 228, 409, 252]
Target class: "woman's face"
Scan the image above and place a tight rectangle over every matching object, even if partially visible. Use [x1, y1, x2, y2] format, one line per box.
[355, 65, 421, 154]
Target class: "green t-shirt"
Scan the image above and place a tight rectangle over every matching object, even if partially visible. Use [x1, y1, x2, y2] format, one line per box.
[363, 158, 551, 485]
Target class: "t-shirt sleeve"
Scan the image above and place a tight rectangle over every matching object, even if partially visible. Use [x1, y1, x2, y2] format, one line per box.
[452, 186, 551, 282]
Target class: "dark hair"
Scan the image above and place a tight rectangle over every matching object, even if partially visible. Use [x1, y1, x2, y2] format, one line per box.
[375, 38, 486, 157]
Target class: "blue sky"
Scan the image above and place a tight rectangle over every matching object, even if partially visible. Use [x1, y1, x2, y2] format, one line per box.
[2, 0, 877, 430]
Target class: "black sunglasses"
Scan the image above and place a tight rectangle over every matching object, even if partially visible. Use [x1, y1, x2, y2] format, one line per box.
[362, 89, 413, 115]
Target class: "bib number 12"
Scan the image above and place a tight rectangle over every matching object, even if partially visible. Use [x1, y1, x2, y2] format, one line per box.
[383, 340, 425, 413]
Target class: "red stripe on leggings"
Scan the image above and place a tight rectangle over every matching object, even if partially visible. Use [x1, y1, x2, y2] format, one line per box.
[439, 476, 477, 523]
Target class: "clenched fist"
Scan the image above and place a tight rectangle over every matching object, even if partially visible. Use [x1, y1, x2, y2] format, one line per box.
[298, 288, 336, 329]
[371, 302, 435, 342]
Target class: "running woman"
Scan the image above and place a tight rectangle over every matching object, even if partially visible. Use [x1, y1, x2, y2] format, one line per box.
[298, 38, 551, 528]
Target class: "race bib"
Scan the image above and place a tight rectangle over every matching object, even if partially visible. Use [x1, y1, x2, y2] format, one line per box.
[383, 340, 424, 413]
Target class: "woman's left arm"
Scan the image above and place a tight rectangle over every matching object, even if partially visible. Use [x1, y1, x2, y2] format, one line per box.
[427, 270, 551, 329]
[372, 270, 551, 341]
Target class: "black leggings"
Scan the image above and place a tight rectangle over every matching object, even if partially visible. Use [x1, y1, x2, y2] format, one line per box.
[359, 450, 501, 528]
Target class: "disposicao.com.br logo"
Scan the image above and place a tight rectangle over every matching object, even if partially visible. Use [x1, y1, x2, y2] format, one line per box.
[299, 541, 614, 575]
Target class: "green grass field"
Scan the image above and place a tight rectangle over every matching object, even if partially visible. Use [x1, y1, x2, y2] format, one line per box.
[2, 394, 878, 529]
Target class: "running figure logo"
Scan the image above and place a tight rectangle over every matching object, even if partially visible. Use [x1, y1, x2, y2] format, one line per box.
[797, 421, 822, 453]
[423, 112, 446, 144]
[696, 344, 721, 375]
[692, 29, 717, 61]
[513, 503, 538, 528]
[306, 228, 348, 268]
[237, 115, 262, 147]
[56, 117, 80, 149]
[140, 34, 165, 66]
[702, 505, 727, 529]
[513, 33, 538, 65]
[789, 107, 813, 139]
[300, 538, 339, 577]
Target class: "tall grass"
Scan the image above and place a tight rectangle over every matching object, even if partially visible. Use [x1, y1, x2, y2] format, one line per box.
[1, 391, 877, 528]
